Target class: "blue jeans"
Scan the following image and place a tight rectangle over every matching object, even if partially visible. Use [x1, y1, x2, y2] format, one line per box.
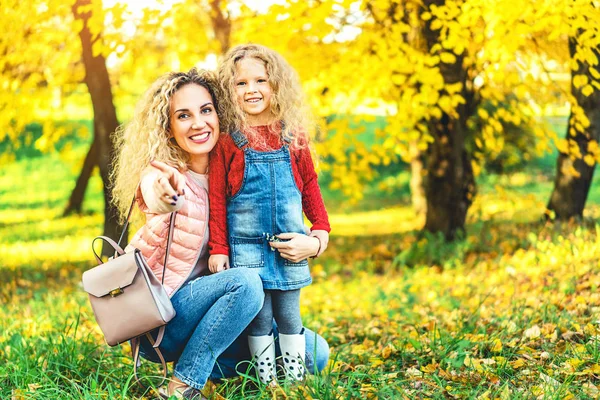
[139, 268, 264, 389]
[139, 268, 330, 389]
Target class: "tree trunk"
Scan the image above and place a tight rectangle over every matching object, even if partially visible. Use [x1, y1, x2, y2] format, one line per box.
[547, 37, 600, 220]
[424, 119, 476, 239]
[73, 0, 125, 255]
[210, 0, 231, 54]
[63, 139, 98, 216]
[422, 0, 476, 240]
[409, 140, 427, 219]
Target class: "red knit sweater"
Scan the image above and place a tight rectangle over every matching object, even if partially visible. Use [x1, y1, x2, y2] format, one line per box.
[208, 125, 331, 256]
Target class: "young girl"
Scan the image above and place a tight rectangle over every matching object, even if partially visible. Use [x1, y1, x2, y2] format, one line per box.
[208, 44, 330, 384]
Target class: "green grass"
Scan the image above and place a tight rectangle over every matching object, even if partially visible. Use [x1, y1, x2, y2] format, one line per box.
[0, 120, 93, 161]
[3, 118, 600, 399]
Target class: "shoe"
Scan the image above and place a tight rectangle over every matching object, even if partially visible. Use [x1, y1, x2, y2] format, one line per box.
[248, 333, 277, 386]
[279, 330, 306, 381]
[158, 385, 206, 399]
[157, 378, 208, 399]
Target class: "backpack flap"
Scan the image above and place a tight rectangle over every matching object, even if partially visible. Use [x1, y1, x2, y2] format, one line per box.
[82, 250, 140, 298]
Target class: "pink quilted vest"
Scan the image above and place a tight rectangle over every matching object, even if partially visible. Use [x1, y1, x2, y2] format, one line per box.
[126, 172, 208, 297]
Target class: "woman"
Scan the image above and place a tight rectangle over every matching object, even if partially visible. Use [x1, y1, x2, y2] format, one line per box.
[111, 68, 329, 399]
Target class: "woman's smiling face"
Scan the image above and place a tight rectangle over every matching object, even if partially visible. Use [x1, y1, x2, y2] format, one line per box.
[170, 83, 219, 170]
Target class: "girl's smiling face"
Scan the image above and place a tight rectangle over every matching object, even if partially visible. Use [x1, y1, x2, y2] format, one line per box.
[170, 83, 219, 172]
[234, 57, 273, 125]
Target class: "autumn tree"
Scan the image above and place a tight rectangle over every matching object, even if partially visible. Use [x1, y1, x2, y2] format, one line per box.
[65, 0, 234, 218]
[547, 3, 600, 220]
[209, 0, 232, 53]
[6, 0, 599, 242]
[2, 0, 236, 251]
[246, 0, 587, 239]
[69, 0, 124, 255]
[0, 0, 123, 252]
[418, 0, 477, 237]
[0, 0, 79, 155]
[248, 0, 486, 238]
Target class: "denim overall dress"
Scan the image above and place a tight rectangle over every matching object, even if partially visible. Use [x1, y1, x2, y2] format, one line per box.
[226, 130, 312, 291]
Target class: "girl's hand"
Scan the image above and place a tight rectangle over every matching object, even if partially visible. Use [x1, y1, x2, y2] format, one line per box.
[150, 160, 185, 206]
[309, 230, 329, 258]
[269, 233, 320, 263]
[209, 254, 230, 273]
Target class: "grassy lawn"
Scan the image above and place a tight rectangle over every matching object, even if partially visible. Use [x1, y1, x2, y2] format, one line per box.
[3, 119, 600, 398]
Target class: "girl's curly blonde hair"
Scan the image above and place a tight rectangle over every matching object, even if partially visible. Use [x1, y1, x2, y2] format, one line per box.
[111, 67, 221, 222]
[218, 44, 314, 149]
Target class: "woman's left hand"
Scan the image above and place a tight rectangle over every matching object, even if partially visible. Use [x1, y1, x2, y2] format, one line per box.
[269, 233, 320, 263]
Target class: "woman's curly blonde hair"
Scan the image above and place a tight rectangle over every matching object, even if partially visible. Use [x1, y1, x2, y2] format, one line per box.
[218, 43, 314, 149]
[111, 67, 221, 222]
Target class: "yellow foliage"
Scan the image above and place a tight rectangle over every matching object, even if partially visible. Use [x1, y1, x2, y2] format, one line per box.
[2, 0, 600, 204]
[583, 154, 595, 166]
[573, 74, 588, 89]
[581, 84, 594, 97]
[555, 138, 568, 154]
[491, 338, 502, 353]
[440, 52, 457, 64]
[438, 95, 453, 113]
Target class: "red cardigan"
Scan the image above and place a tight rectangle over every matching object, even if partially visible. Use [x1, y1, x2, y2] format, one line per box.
[208, 125, 331, 256]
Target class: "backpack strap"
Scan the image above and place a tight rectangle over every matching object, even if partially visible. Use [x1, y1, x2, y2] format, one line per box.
[131, 327, 168, 389]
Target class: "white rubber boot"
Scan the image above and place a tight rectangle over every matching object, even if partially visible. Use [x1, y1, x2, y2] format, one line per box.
[278, 331, 306, 381]
[248, 333, 277, 386]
